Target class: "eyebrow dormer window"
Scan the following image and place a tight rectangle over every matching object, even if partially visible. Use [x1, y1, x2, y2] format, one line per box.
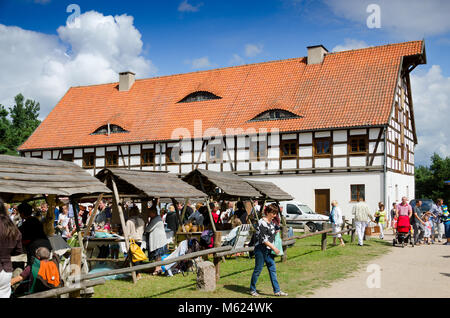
[91, 124, 128, 135]
[249, 109, 301, 122]
[178, 91, 221, 103]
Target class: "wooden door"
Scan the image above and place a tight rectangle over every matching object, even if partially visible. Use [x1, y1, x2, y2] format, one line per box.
[315, 189, 330, 215]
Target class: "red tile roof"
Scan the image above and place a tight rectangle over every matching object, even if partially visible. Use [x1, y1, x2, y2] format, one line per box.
[19, 40, 425, 151]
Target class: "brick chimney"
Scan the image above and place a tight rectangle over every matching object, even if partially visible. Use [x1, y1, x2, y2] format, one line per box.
[118, 71, 135, 91]
[307, 45, 328, 65]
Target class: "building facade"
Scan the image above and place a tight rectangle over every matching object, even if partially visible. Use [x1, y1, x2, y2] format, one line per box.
[19, 41, 426, 220]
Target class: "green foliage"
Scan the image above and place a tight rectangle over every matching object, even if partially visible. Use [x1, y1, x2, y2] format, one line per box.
[415, 153, 450, 203]
[0, 93, 41, 155]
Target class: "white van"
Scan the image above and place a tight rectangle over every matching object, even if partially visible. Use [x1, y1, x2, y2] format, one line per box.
[268, 201, 330, 232]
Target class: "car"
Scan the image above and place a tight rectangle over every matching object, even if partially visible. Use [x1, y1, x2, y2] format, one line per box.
[409, 198, 434, 214]
[267, 201, 330, 232]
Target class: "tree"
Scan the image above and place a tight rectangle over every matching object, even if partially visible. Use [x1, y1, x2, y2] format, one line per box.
[0, 105, 13, 155]
[0, 93, 41, 155]
[415, 153, 450, 204]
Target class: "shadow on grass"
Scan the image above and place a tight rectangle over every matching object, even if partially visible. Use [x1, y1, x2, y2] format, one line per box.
[223, 284, 250, 295]
[221, 266, 255, 279]
[144, 279, 198, 298]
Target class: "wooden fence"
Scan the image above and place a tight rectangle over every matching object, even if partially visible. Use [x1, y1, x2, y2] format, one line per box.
[20, 221, 355, 298]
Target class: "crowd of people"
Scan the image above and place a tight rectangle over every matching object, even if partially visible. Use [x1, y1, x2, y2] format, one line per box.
[345, 196, 450, 247]
[3, 194, 447, 298]
[0, 196, 269, 297]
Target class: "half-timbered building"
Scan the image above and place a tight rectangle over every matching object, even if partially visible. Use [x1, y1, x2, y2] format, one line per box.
[18, 41, 426, 219]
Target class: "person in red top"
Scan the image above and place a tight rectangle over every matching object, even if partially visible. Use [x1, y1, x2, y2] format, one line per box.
[209, 202, 219, 224]
[396, 197, 413, 219]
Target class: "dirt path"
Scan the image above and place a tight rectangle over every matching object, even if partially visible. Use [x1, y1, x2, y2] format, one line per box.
[306, 233, 450, 298]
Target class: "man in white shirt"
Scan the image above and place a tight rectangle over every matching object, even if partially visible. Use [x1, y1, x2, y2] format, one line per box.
[352, 197, 374, 246]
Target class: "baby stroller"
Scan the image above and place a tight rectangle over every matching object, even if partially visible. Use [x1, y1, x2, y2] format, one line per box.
[393, 215, 414, 248]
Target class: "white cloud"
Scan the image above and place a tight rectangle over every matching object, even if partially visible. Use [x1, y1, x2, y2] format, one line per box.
[245, 43, 263, 57]
[229, 54, 245, 66]
[410, 65, 450, 165]
[178, 0, 203, 12]
[0, 11, 156, 118]
[325, 0, 450, 39]
[332, 38, 369, 52]
[186, 56, 214, 70]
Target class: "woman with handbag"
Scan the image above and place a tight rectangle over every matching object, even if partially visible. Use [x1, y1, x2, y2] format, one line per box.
[249, 204, 288, 297]
[331, 200, 345, 246]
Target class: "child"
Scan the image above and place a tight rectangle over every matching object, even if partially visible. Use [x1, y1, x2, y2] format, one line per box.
[10, 247, 60, 293]
[423, 214, 432, 245]
[374, 204, 387, 240]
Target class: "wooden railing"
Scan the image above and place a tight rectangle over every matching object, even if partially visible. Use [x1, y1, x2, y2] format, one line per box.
[20, 220, 355, 298]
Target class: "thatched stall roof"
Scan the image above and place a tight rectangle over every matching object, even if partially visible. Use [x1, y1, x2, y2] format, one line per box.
[244, 180, 294, 201]
[182, 169, 261, 200]
[0, 155, 111, 202]
[96, 168, 207, 199]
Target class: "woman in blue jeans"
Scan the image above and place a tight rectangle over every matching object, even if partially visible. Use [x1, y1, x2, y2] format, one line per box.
[250, 204, 288, 297]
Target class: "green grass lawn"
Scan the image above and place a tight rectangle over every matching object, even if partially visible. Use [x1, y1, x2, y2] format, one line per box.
[93, 235, 391, 298]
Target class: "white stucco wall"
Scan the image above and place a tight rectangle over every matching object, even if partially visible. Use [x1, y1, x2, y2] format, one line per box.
[245, 172, 384, 221]
[385, 171, 415, 212]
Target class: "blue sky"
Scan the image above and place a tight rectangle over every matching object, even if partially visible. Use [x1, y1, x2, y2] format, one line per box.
[0, 0, 450, 165]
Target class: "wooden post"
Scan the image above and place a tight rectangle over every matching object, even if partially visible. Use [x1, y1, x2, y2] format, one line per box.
[141, 200, 150, 224]
[110, 176, 137, 284]
[275, 200, 288, 262]
[351, 219, 356, 243]
[70, 198, 85, 250]
[205, 198, 217, 233]
[69, 247, 82, 298]
[260, 200, 266, 220]
[321, 232, 327, 251]
[21, 278, 105, 299]
[43, 194, 57, 237]
[83, 194, 103, 238]
[178, 198, 189, 233]
[213, 231, 222, 282]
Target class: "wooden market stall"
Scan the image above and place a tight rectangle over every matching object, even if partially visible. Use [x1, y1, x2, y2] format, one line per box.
[244, 180, 294, 204]
[182, 169, 262, 230]
[0, 155, 112, 297]
[0, 154, 111, 238]
[94, 168, 208, 282]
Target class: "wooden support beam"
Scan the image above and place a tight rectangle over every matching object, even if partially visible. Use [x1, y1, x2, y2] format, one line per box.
[70, 197, 85, 250]
[205, 198, 217, 233]
[83, 193, 103, 239]
[215, 239, 295, 258]
[321, 232, 327, 251]
[351, 219, 356, 243]
[43, 194, 57, 237]
[20, 278, 105, 299]
[110, 176, 137, 284]
[291, 228, 333, 240]
[69, 247, 82, 298]
[213, 231, 222, 282]
[275, 200, 288, 262]
[326, 227, 355, 236]
[81, 245, 233, 281]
